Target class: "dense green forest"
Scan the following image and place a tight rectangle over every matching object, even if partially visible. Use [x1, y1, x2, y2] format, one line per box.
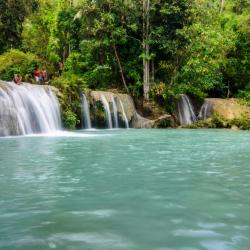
[0, 0, 249, 123]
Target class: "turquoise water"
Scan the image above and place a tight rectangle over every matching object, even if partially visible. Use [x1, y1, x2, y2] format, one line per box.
[1, 129, 250, 250]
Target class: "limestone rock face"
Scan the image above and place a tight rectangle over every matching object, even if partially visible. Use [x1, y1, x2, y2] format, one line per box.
[90, 91, 135, 122]
[89, 91, 171, 128]
[201, 98, 250, 120]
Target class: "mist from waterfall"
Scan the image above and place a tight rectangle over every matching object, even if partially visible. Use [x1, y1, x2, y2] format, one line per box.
[101, 94, 113, 128]
[0, 82, 61, 136]
[177, 94, 197, 125]
[111, 96, 119, 128]
[81, 93, 92, 129]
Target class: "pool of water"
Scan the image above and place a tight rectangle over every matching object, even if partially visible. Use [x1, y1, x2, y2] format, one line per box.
[0, 129, 250, 250]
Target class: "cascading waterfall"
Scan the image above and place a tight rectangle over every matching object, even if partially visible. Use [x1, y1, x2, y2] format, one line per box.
[198, 100, 211, 120]
[101, 94, 113, 129]
[119, 98, 129, 128]
[0, 81, 61, 136]
[81, 93, 92, 129]
[111, 95, 119, 128]
[177, 94, 197, 125]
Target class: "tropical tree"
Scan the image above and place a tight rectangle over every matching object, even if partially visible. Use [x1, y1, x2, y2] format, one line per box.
[0, 0, 38, 53]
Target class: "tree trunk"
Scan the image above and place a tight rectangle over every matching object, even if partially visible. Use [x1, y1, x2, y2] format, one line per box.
[143, 0, 150, 101]
[113, 44, 129, 93]
[220, 0, 225, 14]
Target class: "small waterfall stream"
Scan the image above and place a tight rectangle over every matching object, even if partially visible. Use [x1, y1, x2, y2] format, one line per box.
[198, 100, 211, 120]
[0, 82, 61, 136]
[111, 96, 119, 128]
[81, 93, 92, 129]
[119, 99, 129, 128]
[101, 94, 113, 129]
[177, 94, 197, 125]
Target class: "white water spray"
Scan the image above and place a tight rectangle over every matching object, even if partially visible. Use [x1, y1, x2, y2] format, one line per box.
[111, 95, 119, 128]
[101, 94, 113, 129]
[177, 94, 197, 125]
[119, 99, 129, 128]
[81, 93, 92, 129]
[198, 100, 212, 120]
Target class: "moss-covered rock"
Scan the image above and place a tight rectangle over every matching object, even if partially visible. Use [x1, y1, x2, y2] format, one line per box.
[184, 114, 250, 130]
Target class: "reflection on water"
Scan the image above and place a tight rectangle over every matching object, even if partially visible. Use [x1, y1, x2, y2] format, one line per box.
[0, 129, 250, 250]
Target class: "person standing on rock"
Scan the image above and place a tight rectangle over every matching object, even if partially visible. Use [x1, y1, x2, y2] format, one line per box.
[58, 62, 63, 77]
[34, 66, 40, 82]
[41, 67, 47, 82]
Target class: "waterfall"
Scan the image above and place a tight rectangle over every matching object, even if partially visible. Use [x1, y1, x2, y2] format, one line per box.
[119, 99, 129, 128]
[111, 95, 119, 128]
[198, 100, 212, 120]
[101, 94, 112, 128]
[177, 94, 197, 125]
[81, 93, 92, 129]
[0, 81, 61, 136]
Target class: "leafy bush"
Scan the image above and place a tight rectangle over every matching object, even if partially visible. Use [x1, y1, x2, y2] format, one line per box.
[184, 119, 216, 129]
[210, 114, 227, 128]
[150, 83, 177, 114]
[62, 110, 80, 129]
[52, 73, 87, 92]
[229, 118, 250, 130]
[150, 82, 204, 115]
[0, 49, 43, 80]
[82, 65, 112, 89]
[64, 52, 87, 75]
[185, 114, 250, 130]
[237, 89, 250, 106]
[52, 74, 87, 129]
[184, 114, 228, 129]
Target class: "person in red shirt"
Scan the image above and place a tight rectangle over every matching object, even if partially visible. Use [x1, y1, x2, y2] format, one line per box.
[41, 67, 47, 82]
[34, 66, 40, 82]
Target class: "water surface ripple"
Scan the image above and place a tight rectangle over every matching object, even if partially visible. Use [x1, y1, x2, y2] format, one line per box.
[0, 129, 250, 250]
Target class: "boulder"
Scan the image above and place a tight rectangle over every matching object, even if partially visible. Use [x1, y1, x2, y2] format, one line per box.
[201, 98, 250, 120]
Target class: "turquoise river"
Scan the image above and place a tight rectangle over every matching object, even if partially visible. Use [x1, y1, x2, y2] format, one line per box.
[0, 129, 250, 250]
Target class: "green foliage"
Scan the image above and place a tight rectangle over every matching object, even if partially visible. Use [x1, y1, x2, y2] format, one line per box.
[210, 114, 227, 128]
[52, 73, 87, 91]
[62, 110, 80, 129]
[229, 118, 250, 130]
[22, 0, 81, 65]
[83, 65, 112, 89]
[0, 0, 249, 106]
[184, 119, 217, 129]
[0, 0, 38, 54]
[0, 49, 42, 80]
[150, 82, 178, 114]
[237, 89, 250, 106]
[174, 1, 235, 97]
[222, 1, 250, 93]
[51, 73, 86, 129]
[186, 114, 250, 130]
[185, 114, 228, 129]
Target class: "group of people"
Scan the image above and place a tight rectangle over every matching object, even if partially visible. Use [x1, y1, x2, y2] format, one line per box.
[34, 66, 47, 82]
[13, 62, 63, 85]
